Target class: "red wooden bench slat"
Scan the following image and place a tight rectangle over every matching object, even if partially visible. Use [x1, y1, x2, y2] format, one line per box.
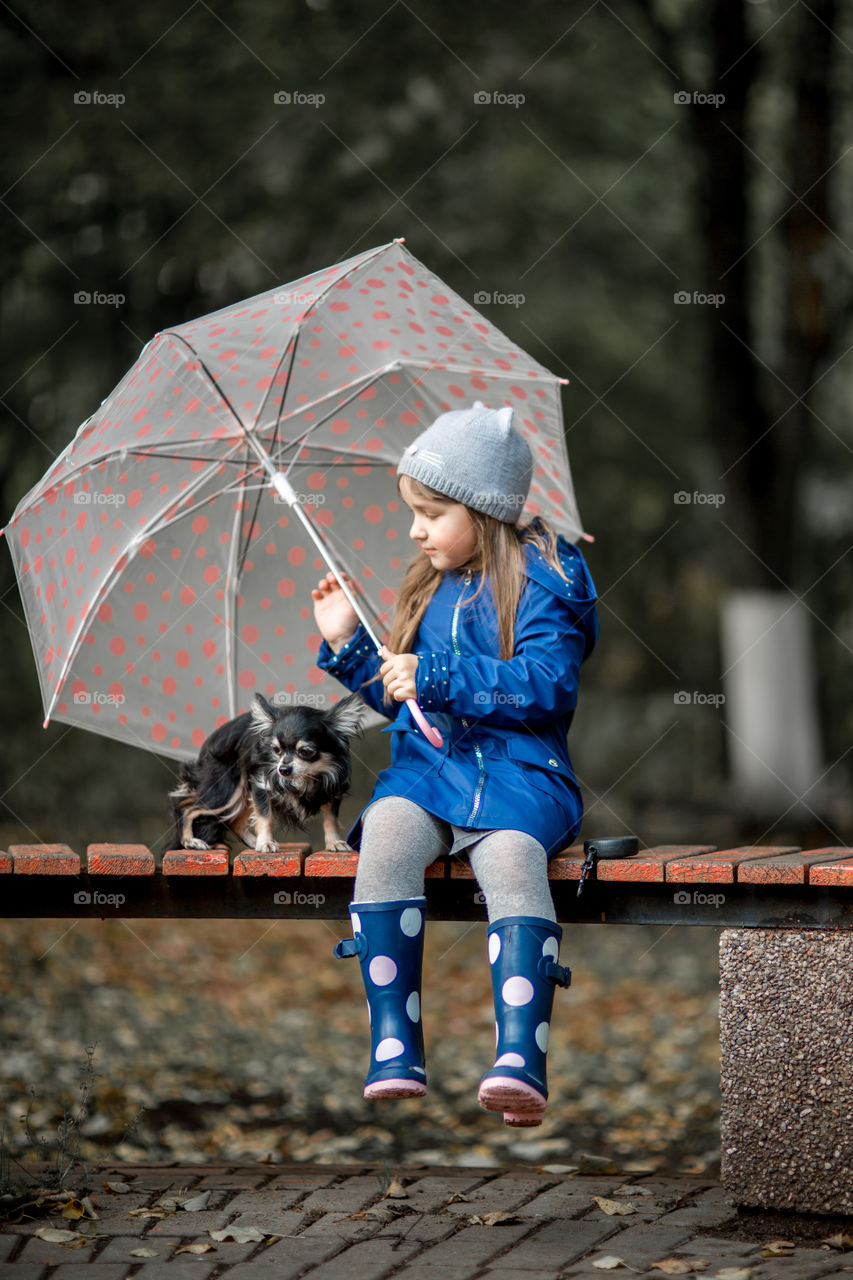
[597, 845, 717, 883]
[162, 849, 229, 875]
[304, 851, 446, 878]
[233, 845, 308, 877]
[665, 845, 800, 883]
[544, 844, 585, 881]
[809, 855, 853, 887]
[737, 847, 853, 885]
[87, 844, 156, 875]
[0, 852, 11, 874]
[9, 845, 81, 875]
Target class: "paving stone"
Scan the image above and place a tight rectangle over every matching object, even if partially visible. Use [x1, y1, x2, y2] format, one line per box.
[485, 1217, 620, 1269]
[0, 1266, 47, 1279]
[130, 1264, 219, 1279]
[516, 1176, 628, 1219]
[444, 1172, 554, 1218]
[581, 1220, 695, 1262]
[392, 1268, 477, 1280]
[222, 1186, 309, 1215]
[262, 1170, 340, 1192]
[0, 1237, 18, 1262]
[225, 1207, 309, 1236]
[193, 1172, 272, 1189]
[95, 1234, 183, 1262]
[298, 1174, 383, 1214]
[405, 1221, 535, 1269]
[396, 1172, 489, 1213]
[15, 1235, 100, 1264]
[294, 1233, 424, 1280]
[40, 1266, 130, 1280]
[222, 1237, 345, 1280]
[145, 1208, 237, 1235]
[757, 1250, 853, 1280]
[298, 1210, 385, 1240]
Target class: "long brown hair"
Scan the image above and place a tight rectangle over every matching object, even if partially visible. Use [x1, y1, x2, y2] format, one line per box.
[381, 477, 574, 706]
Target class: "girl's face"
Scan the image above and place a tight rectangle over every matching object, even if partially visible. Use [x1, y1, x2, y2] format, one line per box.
[399, 476, 478, 573]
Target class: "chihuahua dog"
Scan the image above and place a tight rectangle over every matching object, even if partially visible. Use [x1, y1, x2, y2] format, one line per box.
[170, 692, 365, 853]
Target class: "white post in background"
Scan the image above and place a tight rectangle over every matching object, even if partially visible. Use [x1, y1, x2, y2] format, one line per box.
[720, 590, 823, 814]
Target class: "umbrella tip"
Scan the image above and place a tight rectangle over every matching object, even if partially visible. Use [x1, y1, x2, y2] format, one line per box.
[42, 717, 49, 729]
[559, 377, 570, 385]
[394, 237, 406, 244]
[580, 532, 595, 543]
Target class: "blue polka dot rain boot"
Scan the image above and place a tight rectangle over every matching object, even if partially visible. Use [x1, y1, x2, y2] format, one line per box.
[334, 898, 427, 1099]
[477, 916, 571, 1127]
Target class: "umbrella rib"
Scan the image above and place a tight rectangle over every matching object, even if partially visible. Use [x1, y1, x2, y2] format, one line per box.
[223, 460, 246, 722]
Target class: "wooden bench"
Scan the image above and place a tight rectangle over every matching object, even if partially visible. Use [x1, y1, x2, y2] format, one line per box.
[3, 839, 852, 1216]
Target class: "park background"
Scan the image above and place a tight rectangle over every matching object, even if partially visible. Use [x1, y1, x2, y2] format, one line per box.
[1, 0, 851, 1176]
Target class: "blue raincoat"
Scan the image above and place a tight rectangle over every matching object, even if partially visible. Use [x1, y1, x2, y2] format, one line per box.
[317, 527, 598, 856]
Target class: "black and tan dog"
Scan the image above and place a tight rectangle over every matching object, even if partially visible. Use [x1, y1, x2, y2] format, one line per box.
[170, 692, 365, 853]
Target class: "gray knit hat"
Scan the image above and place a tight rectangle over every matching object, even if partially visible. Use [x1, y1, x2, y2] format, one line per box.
[397, 402, 533, 523]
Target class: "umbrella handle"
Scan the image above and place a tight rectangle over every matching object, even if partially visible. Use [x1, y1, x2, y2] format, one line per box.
[404, 698, 444, 749]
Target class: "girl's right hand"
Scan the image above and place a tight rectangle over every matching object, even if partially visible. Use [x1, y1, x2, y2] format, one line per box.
[312, 572, 361, 652]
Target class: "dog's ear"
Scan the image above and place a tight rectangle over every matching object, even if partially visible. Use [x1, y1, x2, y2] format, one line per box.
[250, 693, 275, 734]
[327, 692, 366, 740]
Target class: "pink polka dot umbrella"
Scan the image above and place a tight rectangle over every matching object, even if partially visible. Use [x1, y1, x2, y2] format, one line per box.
[3, 239, 587, 759]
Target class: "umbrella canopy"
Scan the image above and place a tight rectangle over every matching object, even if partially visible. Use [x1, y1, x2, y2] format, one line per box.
[4, 240, 586, 760]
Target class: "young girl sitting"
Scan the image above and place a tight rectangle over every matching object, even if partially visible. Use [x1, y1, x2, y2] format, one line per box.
[312, 402, 598, 1127]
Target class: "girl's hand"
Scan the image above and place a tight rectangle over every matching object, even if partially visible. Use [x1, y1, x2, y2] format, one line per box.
[312, 572, 360, 652]
[379, 645, 419, 702]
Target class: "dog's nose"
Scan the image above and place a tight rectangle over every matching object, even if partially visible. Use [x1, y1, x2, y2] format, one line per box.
[278, 761, 292, 776]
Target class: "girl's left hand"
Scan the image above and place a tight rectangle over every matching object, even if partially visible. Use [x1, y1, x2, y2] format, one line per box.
[379, 645, 419, 702]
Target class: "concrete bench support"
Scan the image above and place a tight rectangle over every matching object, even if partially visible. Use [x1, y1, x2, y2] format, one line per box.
[720, 928, 853, 1213]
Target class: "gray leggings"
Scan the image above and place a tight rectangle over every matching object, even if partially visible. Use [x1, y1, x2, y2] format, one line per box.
[354, 796, 557, 923]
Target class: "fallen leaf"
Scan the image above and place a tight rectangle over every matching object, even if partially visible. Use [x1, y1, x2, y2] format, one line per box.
[359, 1203, 409, 1224]
[35, 1227, 78, 1243]
[592, 1255, 629, 1270]
[824, 1233, 853, 1250]
[180, 1191, 212, 1212]
[614, 1185, 653, 1197]
[80, 1196, 99, 1220]
[130, 1247, 160, 1258]
[447, 1192, 470, 1204]
[760, 1241, 795, 1258]
[59, 1200, 86, 1220]
[692, 1263, 711, 1272]
[103, 1181, 131, 1194]
[128, 1207, 167, 1220]
[176, 1242, 216, 1255]
[594, 1196, 636, 1216]
[652, 1260, 693, 1275]
[714, 1269, 752, 1280]
[209, 1226, 265, 1244]
[384, 1178, 408, 1199]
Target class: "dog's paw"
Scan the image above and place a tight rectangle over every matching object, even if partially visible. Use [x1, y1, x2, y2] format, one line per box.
[183, 837, 211, 850]
[326, 839, 354, 853]
[255, 839, 280, 854]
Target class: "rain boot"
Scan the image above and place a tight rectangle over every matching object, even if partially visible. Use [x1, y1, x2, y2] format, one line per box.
[334, 897, 427, 1099]
[477, 916, 571, 1127]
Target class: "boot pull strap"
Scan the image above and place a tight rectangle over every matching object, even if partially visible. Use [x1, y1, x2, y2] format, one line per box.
[539, 957, 572, 988]
[334, 933, 367, 960]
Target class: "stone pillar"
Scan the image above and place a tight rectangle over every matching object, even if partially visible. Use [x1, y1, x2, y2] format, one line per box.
[719, 929, 853, 1213]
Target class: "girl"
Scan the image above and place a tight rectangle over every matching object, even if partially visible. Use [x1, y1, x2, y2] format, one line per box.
[312, 403, 598, 1127]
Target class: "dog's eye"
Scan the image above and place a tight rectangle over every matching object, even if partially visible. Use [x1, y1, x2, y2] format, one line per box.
[271, 742, 283, 755]
[296, 745, 317, 761]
